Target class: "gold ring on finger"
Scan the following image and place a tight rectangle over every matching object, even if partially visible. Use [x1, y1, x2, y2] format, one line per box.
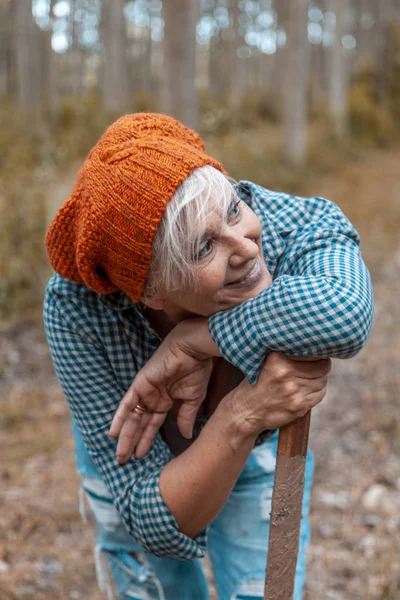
[133, 403, 148, 417]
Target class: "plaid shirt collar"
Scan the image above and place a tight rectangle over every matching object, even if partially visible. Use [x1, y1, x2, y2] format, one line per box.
[99, 290, 137, 312]
[99, 290, 161, 342]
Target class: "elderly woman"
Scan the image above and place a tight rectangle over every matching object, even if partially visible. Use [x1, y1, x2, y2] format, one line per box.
[44, 114, 373, 600]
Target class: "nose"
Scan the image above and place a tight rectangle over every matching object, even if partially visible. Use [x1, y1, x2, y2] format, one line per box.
[227, 231, 259, 268]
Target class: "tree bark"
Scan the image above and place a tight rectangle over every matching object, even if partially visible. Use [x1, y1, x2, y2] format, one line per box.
[271, 0, 290, 108]
[374, 0, 390, 104]
[310, 42, 327, 110]
[0, 46, 7, 97]
[12, 0, 42, 110]
[162, 0, 198, 130]
[209, 33, 227, 100]
[326, 0, 349, 137]
[309, 0, 328, 113]
[101, 0, 130, 112]
[282, 0, 310, 165]
[141, 25, 153, 96]
[68, 1, 86, 98]
[0, 0, 12, 97]
[230, 0, 247, 115]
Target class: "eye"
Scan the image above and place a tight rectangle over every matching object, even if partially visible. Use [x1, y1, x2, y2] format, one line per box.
[197, 239, 213, 260]
[228, 199, 241, 221]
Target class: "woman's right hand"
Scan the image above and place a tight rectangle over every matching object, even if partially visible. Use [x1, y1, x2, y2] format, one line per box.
[224, 352, 331, 436]
[109, 318, 218, 462]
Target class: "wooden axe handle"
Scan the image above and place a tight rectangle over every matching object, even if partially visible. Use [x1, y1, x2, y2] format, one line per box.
[278, 410, 311, 458]
[264, 411, 311, 599]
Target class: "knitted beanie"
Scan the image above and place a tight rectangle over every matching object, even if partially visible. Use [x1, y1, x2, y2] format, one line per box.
[45, 113, 226, 302]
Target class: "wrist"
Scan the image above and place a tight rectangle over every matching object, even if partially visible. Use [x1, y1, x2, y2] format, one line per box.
[216, 389, 259, 449]
[175, 318, 221, 359]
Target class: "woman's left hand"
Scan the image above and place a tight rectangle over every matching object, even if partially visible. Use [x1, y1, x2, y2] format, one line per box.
[109, 318, 220, 462]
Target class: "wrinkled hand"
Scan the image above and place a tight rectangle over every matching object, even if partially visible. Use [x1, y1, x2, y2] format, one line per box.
[109, 319, 218, 462]
[226, 352, 331, 435]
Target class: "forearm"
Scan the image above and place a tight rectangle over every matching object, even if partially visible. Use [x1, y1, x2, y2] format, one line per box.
[206, 189, 373, 382]
[209, 264, 373, 383]
[159, 398, 255, 538]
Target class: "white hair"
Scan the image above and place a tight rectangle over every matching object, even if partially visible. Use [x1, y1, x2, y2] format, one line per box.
[144, 165, 238, 300]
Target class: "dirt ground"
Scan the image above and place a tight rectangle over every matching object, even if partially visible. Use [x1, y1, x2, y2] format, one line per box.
[1, 148, 399, 599]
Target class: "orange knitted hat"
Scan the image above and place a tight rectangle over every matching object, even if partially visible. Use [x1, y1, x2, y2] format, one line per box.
[45, 113, 226, 302]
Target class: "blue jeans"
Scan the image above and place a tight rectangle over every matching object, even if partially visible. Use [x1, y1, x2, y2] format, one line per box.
[73, 421, 313, 600]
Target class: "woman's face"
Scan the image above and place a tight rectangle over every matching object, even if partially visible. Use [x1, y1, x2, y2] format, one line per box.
[156, 196, 273, 320]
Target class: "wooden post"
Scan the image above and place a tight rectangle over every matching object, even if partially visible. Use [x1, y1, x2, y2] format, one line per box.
[264, 412, 311, 600]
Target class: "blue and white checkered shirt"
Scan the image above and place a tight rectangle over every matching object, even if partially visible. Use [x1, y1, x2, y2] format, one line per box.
[44, 182, 373, 559]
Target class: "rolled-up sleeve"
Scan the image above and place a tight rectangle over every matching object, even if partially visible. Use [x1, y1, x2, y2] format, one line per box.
[209, 187, 374, 384]
[44, 292, 207, 559]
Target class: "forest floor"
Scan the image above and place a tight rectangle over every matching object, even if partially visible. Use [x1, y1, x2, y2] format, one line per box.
[1, 147, 399, 599]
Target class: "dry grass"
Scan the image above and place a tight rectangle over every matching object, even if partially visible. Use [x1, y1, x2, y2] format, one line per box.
[0, 323, 102, 599]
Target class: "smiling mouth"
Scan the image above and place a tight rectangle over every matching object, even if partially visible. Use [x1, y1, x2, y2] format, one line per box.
[225, 258, 262, 288]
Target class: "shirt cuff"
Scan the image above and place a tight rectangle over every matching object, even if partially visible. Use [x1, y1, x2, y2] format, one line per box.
[135, 470, 208, 559]
[208, 300, 267, 385]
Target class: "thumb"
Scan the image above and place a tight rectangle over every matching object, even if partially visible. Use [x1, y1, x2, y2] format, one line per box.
[176, 400, 202, 439]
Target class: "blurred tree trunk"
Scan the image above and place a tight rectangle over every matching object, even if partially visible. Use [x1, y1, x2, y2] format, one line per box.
[69, 48, 86, 97]
[140, 26, 153, 96]
[326, 0, 349, 136]
[282, 0, 310, 165]
[44, 0, 60, 116]
[12, 0, 42, 110]
[101, 0, 129, 112]
[271, 0, 290, 108]
[0, 46, 7, 96]
[309, 0, 328, 110]
[353, 0, 371, 70]
[209, 0, 235, 101]
[310, 42, 327, 110]
[40, 27, 56, 117]
[128, 24, 152, 100]
[257, 0, 276, 96]
[162, 0, 198, 129]
[259, 53, 274, 97]
[149, 32, 164, 105]
[209, 33, 227, 99]
[374, 0, 392, 103]
[353, 0, 390, 72]
[230, 0, 247, 115]
[208, 34, 219, 98]
[0, 0, 11, 96]
[69, 1, 86, 98]
[248, 50, 261, 94]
